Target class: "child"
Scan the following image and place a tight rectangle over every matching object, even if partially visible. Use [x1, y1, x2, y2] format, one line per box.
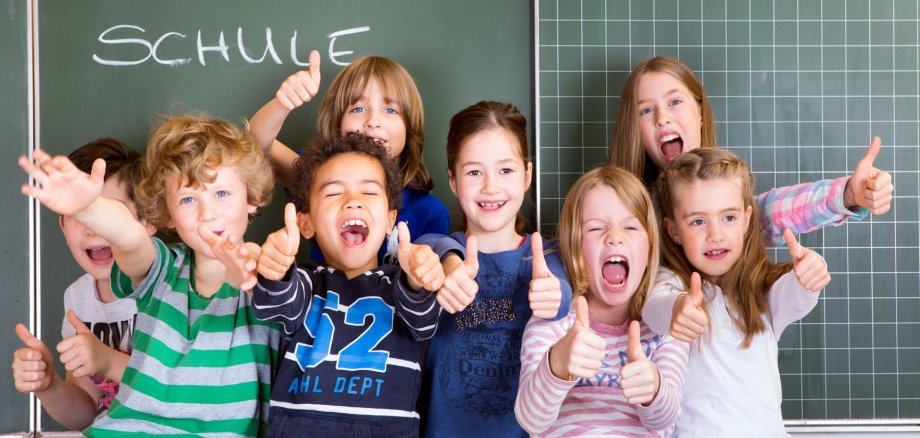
[418, 101, 571, 437]
[18, 115, 282, 436]
[515, 166, 688, 436]
[645, 148, 831, 436]
[609, 55, 894, 246]
[11, 138, 152, 430]
[250, 51, 449, 264]
[205, 132, 446, 437]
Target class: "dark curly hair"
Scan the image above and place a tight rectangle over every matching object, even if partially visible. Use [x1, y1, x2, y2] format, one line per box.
[291, 132, 403, 213]
[68, 138, 143, 206]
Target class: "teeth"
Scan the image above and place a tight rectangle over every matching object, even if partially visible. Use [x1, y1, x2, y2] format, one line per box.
[341, 219, 368, 229]
[706, 249, 725, 255]
[372, 138, 385, 144]
[606, 256, 626, 263]
[660, 134, 679, 142]
[478, 201, 506, 208]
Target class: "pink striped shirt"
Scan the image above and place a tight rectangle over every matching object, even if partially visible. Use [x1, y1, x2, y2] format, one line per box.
[515, 310, 689, 437]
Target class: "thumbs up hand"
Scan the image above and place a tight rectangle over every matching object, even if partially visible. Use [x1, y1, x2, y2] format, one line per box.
[548, 296, 606, 381]
[12, 323, 57, 393]
[529, 233, 563, 319]
[199, 224, 261, 291]
[844, 136, 894, 215]
[438, 236, 479, 313]
[276, 50, 322, 110]
[669, 272, 708, 342]
[56, 310, 118, 379]
[784, 229, 831, 292]
[397, 222, 446, 292]
[620, 320, 661, 405]
[259, 203, 302, 281]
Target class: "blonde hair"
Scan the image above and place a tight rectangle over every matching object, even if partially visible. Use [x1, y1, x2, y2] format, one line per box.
[609, 56, 718, 185]
[558, 166, 660, 321]
[652, 148, 791, 347]
[137, 114, 274, 229]
[317, 56, 432, 192]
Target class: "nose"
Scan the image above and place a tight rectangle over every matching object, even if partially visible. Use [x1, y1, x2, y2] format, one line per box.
[198, 199, 217, 223]
[706, 223, 724, 243]
[481, 172, 498, 194]
[606, 226, 625, 246]
[656, 110, 671, 127]
[343, 192, 365, 210]
[82, 226, 95, 238]
[365, 108, 381, 129]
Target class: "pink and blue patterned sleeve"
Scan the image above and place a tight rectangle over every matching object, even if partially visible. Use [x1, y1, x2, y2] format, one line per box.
[757, 176, 868, 247]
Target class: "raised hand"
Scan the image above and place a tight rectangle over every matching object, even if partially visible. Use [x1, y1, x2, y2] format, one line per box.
[199, 224, 261, 290]
[438, 236, 479, 313]
[845, 136, 894, 215]
[548, 296, 606, 380]
[276, 50, 322, 110]
[784, 229, 831, 292]
[397, 222, 446, 292]
[56, 310, 114, 379]
[670, 272, 707, 342]
[18, 149, 104, 216]
[11, 324, 55, 393]
[620, 321, 661, 405]
[258, 203, 301, 281]
[529, 232, 563, 319]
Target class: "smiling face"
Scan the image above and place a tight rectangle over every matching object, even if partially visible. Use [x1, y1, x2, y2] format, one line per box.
[580, 184, 650, 325]
[60, 176, 138, 281]
[665, 177, 753, 281]
[339, 77, 407, 160]
[299, 152, 396, 278]
[637, 71, 703, 170]
[449, 128, 532, 250]
[165, 166, 257, 261]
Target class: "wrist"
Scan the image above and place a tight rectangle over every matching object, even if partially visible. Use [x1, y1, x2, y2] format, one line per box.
[842, 177, 856, 208]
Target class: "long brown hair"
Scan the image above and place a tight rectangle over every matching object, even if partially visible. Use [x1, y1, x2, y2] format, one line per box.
[445, 100, 531, 233]
[652, 148, 791, 347]
[558, 166, 659, 321]
[317, 56, 432, 192]
[609, 56, 718, 186]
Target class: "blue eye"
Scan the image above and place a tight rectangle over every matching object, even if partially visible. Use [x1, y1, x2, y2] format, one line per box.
[385, 107, 399, 115]
[350, 106, 365, 113]
[179, 196, 194, 205]
[724, 214, 737, 223]
[639, 107, 653, 116]
[690, 218, 704, 226]
[670, 98, 682, 106]
[216, 190, 229, 198]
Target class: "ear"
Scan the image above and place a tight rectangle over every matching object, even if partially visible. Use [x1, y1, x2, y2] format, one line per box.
[524, 161, 533, 191]
[247, 203, 258, 215]
[385, 209, 398, 235]
[58, 215, 66, 232]
[141, 220, 157, 237]
[664, 217, 681, 245]
[743, 205, 753, 233]
[447, 169, 458, 197]
[296, 212, 315, 239]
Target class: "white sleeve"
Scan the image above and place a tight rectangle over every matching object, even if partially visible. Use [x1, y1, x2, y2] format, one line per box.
[642, 267, 685, 336]
[767, 271, 821, 337]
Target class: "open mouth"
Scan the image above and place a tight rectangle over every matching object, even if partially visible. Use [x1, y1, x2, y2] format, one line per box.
[601, 256, 629, 290]
[477, 201, 507, 211]
[340, 219, 369, 247]
[659, 133, 684, 162]
[86, 246, 114, 264]
[704, 249, 729, 260]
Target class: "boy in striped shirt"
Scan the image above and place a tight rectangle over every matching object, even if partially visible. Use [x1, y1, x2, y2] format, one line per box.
[20, 114, 282, 436]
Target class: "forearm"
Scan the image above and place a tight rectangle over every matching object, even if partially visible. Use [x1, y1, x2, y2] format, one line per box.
[253, 267, 310, 334]
[36, 373, 99, 431]
[395, 274, 441, 340]
[73, 197, 153, 281]
[757, 177, 866, 246]
[250, 99, 298, 187]
[642, 270, 683, 336]
[638, 337, 689, 431]
[102, 350, 130, 383]
[515, 348, 573, 434]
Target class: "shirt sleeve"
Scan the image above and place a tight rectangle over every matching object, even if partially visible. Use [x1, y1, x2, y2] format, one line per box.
[514, 314, 575, 435]
[394, 269, 442, 341]
[767, 270, 821, 337]
[253, 264, 314, 335]
[110, 237, 169, 309]
[757, 176, 868, 247]
[642, 267, 685, 337]
[636, 333, 689, 432]
[415, 233, 465, 261]
[544, 247, 573, 321]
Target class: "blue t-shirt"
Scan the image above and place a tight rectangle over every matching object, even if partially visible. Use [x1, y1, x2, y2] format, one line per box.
[310, 186, 450, 265]
[419, 232, 572, 438]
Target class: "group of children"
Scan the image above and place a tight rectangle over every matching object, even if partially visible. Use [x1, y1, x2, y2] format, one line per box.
[12, 49, 893, 437]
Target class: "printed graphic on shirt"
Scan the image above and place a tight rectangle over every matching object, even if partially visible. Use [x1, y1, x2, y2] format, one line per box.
[83, 317, 136, 352]
[573, 333, 662, 388]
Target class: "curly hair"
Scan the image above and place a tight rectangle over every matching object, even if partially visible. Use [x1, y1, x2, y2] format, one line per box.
[136, 113, 274, 229]
[68, 138, 143, 206]
[291, 131, 402, 214]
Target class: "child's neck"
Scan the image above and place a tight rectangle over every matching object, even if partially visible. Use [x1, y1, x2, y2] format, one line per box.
[586, 293, 629, 326]
[95, 279, 118, 304]
[192, 252, 229, 298]
[466, 223, 522, 253]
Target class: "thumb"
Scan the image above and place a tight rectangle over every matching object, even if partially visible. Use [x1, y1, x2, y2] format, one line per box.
[66, 310, 91, 335]
[530, 232, 549, 278]
[464, 235, 479, 277]
[308, 49, 321, 80]
[858, 136, 882, 171]
[198, 223, 223, 249]
[397, 222, 413, 261]
[15, 324, 50, 355]
[89, 157, 107, 184]
[627, 320, 644, 362]
[283, 203, 300, 251]
[574, 295, 590, 329]
[688, 272, 703, 307]
[783, 229, 804, 261]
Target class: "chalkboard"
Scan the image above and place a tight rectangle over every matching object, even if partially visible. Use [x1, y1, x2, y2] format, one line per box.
[9, 0, 532, 432]
[537, 0, 920, 424]
[0, 0, 34, 433]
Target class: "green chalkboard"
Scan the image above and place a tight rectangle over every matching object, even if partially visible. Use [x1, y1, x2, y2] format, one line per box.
[0, 0, 33, 433]
[26, 0, 532, 432]
[537, 0, 920, 424]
